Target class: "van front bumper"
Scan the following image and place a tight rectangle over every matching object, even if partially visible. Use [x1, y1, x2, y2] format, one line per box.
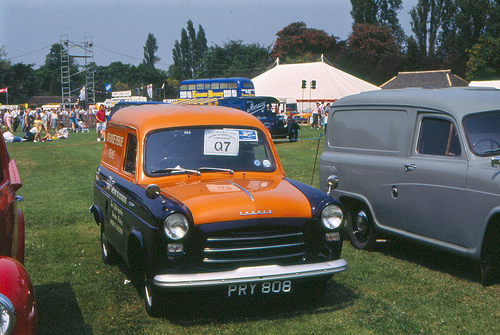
[153, 259, 347, 288]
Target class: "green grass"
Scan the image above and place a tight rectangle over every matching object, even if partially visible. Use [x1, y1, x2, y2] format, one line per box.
[6, 126, 500, 334]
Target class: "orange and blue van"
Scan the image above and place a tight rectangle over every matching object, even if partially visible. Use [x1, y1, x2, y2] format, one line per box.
[90, 103, 346, 316]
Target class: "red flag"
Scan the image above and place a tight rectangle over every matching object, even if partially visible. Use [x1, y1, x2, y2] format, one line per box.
[0, 87, 7, 94]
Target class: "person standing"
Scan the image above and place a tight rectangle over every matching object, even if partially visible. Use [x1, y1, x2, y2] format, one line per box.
[95, 104, 107, 142]
[311, 102, 322, 129]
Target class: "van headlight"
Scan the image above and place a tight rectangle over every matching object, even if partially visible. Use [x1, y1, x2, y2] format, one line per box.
[321, 204, 343, 230]
[164, 214, 189, 240]
[0, 293, 16, 335]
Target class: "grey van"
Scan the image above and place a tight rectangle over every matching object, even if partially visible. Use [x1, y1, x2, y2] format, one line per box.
[319, 87, 500, 284]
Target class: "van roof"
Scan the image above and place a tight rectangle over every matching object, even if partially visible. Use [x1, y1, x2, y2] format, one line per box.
[333, 87, 500, 119]
[109, 103, 265, 134]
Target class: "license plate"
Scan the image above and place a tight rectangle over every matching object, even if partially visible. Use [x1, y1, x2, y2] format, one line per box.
[227, 280, 292, 297]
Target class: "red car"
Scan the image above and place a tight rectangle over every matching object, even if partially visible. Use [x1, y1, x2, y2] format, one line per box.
[0, 129, 37, 334]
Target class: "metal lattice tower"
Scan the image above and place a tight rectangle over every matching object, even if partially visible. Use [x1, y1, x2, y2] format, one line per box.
[60, 35, 95, 110]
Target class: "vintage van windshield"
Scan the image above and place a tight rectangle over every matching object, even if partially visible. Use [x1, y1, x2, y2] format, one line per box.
[145, 127, 276, 175]
[464, 111, 500, 156]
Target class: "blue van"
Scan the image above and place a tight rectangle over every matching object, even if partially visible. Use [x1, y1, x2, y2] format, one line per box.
[218, 96, 299, 141]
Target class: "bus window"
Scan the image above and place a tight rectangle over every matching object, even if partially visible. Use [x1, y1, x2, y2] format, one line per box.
[178, 78, 255, 100]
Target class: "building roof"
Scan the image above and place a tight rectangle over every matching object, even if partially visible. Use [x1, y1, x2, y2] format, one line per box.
[251, 59, 380, 104]
[380, 70, 468, 89]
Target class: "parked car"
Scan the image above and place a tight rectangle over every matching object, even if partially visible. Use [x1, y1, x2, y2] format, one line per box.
[293, 108, 312, 124]
[90, 104, 347, 315]
[320, 87, 500, 285]
[0, 129, 37, 334]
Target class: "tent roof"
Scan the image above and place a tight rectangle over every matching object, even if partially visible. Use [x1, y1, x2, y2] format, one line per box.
[251, 60, 380, 102]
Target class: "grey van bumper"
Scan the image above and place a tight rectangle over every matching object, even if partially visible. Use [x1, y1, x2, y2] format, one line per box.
[153, 259, 347, 288]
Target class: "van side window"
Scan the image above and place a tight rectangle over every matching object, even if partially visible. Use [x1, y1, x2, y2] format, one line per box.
[417, 118, 461, 156]
[123, 133, 137, 174]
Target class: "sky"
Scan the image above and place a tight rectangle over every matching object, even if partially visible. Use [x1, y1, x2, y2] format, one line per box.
[1, 0, 418, 71]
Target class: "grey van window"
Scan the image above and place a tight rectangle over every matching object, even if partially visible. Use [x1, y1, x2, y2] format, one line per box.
[328, 110, 408, 152]
[417, 117, 461, 156]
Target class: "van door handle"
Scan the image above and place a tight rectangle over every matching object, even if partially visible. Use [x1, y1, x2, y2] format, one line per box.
[404, 164, 417, 172]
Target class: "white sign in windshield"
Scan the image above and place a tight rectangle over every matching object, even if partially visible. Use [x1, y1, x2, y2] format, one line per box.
[204, 129, 240, 156]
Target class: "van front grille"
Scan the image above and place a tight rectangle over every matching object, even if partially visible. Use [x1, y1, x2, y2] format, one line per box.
[203, 230, 306, 267]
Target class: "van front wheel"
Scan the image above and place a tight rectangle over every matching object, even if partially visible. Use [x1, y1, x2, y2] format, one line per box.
[347, 208, 377, 250]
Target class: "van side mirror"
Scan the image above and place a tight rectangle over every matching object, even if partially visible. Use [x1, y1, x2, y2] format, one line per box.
[327, 175, 339, 194]
[492, 157, 500, 168]
[145, 184, 161, 199]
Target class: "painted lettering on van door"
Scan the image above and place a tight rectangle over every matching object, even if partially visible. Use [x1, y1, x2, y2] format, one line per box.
[106, 133, 124, 147]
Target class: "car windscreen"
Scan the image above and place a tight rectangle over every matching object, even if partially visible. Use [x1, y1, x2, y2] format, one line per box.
[145, 127, 276, 175]
[464, 111, 500, 156]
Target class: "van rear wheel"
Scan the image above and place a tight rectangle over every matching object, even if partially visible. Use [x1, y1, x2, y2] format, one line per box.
[347, 207, 377, 250]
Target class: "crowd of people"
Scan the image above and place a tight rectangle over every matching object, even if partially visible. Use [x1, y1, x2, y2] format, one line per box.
[0, 106, 100, 143]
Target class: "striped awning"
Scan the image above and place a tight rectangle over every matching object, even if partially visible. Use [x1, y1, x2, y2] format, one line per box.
[173, 97, 219, 105]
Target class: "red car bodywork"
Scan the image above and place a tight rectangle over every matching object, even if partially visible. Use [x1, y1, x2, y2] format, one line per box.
[0, 130, 37, 334]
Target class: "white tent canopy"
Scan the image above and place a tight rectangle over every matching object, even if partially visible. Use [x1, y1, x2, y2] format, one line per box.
[252, 58, 380, 110]
[469, 80, 500, 89]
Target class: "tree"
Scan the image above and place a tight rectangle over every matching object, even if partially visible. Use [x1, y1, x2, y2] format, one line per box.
[270, 22, 338, 62]
[0, 48, 39, 104]
[351, 0, 404, 42]
[465, 35, 500, 80]
[171, 20, 207, 80]
[409, 0, 455, 60]
[201, 40, 270, 78]
[143, 33, 160, 69]
[440, 0, 496, 76]
[337, 23, 404, 85]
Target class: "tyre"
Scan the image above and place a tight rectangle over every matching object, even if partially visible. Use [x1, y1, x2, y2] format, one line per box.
[346, 207, 377, 250]
[143, 274, 164, 317]
[480, 226, 500, 285]
[101, 227, 119, 265]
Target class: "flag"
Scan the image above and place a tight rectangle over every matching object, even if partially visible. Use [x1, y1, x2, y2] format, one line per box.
[0, 87, 7, 94]
[79, 86, 86, 100]
[105, 83, 112, 92]
[147, 84, 153, 99]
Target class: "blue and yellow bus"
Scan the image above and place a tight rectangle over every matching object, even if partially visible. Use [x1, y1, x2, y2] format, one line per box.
[178, 77, 255, 101]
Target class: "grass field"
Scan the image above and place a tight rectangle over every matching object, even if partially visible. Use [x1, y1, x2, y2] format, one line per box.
[6, 126, 500, 334]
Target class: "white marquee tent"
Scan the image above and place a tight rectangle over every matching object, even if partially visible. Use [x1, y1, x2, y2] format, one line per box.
[252, 58, 380, 110]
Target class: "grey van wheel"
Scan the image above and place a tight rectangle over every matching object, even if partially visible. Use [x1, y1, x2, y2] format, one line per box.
[347, 208, 377, 250]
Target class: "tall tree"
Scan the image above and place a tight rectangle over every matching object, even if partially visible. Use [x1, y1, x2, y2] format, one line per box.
[171, 20, 207, 80]
[143, 33, 160, 69]
[409, 0, 455, 59]
[350, 0, 404, 42]
[201, 40, 270, 78]
[440, 0, 495, 76]
[338, 23, 404, 85]
[270, 22, 338, 62]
